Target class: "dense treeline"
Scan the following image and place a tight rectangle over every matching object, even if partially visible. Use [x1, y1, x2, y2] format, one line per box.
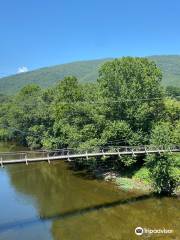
[166, 86, 180, 100]
[0, 57, 179, 195]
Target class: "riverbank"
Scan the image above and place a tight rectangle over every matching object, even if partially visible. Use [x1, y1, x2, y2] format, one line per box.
[91, 166, 180, 195]
[92, 167, 152, 193]
[1, 141, 179, 195]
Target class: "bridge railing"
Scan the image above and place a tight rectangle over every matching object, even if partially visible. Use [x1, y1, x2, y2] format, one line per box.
[0, 145, 179, 163]
[50, 145, 180, 156]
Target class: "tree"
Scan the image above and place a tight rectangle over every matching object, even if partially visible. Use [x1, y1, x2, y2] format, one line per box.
[50, 76, 105, 149]
[97, 57, 165, 135]
[166, 86, 180, 100]
[146, 121, 180, 195]
[162, 98, 180, 122]
[0, 84, 54, 148]
[1, 58, 179, 184]
[150, 121, 180, 147]
[100, 120, 141, 146]
[146, 153, 178, 195]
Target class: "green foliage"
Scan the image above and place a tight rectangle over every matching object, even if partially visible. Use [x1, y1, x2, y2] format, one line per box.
[146, 153, 179, 195]
[133, 167, 151, 184]
[100, 121, 133, 145]
[0, 57, 179, 196]
[162, 98, 180, 122]
[146, 121, 180, 195]
[150, 121, 180, 147]
[119, 156, 137, 167]
[173, 153, 180, 167]
[26, 125, 47, 149]
[0, 94, 10, 103]
[98, 57, 164, 134]
[166, 86, 180, 100]
[0, 84, 54, 147]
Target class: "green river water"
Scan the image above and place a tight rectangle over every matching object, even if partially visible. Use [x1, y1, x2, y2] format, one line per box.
[0, 142, 179, 240]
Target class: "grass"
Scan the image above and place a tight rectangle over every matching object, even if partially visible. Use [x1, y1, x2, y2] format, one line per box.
[115, 164, 180, 194]
[115, 167, 152, 192]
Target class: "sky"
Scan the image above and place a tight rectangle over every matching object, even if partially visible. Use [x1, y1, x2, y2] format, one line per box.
[0, 0, 180, 77]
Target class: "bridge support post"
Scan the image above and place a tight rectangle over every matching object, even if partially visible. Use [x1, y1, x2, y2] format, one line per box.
[25, 154, 28, 166]
[67, 151, 71, 162]
[0, 157, 4, 168]
[86, 151, 88, 160]
[168, 147, 172, 154]
[47, 153, 50, 164]
[158, 148, 161, 154]
[117, 149, 121, 158]
[131, 149, 135, 157]
[102, 149, 105, 157]
[145, 146, 148, 155]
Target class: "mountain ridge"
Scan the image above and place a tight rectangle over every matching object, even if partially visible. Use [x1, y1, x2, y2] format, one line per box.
[1, 55, 180, 94]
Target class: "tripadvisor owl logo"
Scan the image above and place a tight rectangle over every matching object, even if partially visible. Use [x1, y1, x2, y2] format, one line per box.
[135, 227, 144, 236]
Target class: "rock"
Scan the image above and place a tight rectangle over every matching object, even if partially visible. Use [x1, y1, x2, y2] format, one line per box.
[103, 171, 119, 181]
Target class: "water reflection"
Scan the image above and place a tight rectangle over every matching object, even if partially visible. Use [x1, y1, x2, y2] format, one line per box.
[0, 194, 152, 232]
[0, 148, 179, 239]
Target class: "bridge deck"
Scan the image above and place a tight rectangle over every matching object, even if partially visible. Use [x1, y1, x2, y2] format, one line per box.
[0, 145, 179, 166]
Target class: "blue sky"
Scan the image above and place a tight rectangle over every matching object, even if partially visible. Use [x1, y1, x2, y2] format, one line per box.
[0, 0, 180, 76]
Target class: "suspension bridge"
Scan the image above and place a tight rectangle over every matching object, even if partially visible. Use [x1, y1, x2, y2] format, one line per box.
[0, 145, 179, 167]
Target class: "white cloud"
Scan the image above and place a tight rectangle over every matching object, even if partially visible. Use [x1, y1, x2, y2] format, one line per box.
[17, 66, 28, 73]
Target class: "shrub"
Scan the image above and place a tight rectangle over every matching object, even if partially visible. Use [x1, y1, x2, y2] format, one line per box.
[133, 167, 151, 184]
[146, 153, 179, 195]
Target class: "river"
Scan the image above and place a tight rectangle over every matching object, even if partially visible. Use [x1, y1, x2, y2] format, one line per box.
[0, 142, 179, 240]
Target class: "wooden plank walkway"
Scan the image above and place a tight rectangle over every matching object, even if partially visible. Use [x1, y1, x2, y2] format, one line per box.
[0, 145, 179, 166]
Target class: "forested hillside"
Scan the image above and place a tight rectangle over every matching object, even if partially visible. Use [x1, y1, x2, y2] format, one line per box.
[0, 55, 180, 95]
[150, 55, 180, 86]
[0, 59, 111, 95]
